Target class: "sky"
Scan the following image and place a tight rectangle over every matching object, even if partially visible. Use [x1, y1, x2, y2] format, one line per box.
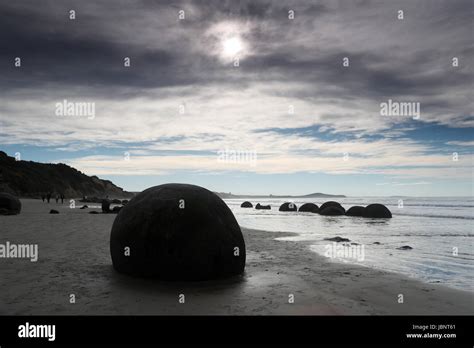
[0, 0, 473, 196]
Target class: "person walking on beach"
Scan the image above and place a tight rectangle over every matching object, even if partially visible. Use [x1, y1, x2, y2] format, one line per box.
[41, 194, 45, 202]
[60, 193, 65, 204]
[46, 192, 51, 203]
[55, 194, 59, 204]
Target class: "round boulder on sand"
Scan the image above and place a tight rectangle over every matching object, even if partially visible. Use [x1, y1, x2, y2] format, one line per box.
[319, 206, 345, 216]
[110, 183, 246, 280]
[102, 199, 111, 213]
[255, 203, 271, 210]
[0, 192, 21, 215]
[298, 203, 319, 213]
[279, 202, 297, 212]
[363, 203, 392, 218]
[241, 201, 253, 208]
[346, 206, 365, 217]
[319, 201, 345, 213]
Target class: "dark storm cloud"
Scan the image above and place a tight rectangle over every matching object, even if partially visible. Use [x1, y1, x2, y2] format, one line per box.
[0, 0, 472, 124]
[0, 0, 331, 91]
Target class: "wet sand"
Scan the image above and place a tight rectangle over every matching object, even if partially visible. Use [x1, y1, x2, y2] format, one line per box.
[0, 199, 472, 315]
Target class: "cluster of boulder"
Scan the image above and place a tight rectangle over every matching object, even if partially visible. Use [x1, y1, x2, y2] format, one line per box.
[101, 199, 124, 214]
[80, 196, 129, 205]
[0, 192, 22, 215]
[241, 200, 392, 218]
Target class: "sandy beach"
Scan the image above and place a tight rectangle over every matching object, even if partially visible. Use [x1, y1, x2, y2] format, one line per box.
[0, 199, 472, 315]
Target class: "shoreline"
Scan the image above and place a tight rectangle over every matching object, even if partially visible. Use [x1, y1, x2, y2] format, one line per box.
[0, 199, 472, 315]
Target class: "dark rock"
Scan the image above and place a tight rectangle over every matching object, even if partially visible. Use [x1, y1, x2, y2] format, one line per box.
[89, 211, 100, 214]
[397, 245, 413, 250]
[122, 200, 129, 205]
[80, 205, 88, 209]
[49, 209, 59, 214]
[324, 236, 350, 242]
[102, 199, 111, 213]
[373, 242, 381, 245]
[279, 202, 297, 212]
[255, 203, 271, 210]
[298, 203, 319, 213]
[110, 183, 246, 280]
[320, 201, 345, 213]
[346, 206, 365, 216]
[241, 201, 253, 208]
[319, 206, 345, 216]
[0, 192, 22, 215]
[112, 206, 122, 213]
[363, 204, 392, 218]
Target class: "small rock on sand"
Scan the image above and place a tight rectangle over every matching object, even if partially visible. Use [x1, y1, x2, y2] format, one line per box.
[324, 236, 350, 242]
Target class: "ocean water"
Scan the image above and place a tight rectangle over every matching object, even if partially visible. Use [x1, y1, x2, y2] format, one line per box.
[225, 197, 474, 291]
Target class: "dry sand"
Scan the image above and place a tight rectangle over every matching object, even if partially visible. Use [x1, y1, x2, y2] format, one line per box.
[0, 199, 472, 315]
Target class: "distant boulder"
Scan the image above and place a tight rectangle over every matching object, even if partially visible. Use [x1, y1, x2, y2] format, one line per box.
[89, 211, 100, 214]
[255, 203, 271, 210]
[324, 236, 350, 242]
[279, 202, 297, 212]
[346, 206, 365, 217]
[241, 201, 253, 208]
[298, 203, 319, 213]
[320, 201, 345, 213]
[49, 209, 59, 214]
[102, 199, 111, 213]
[0, 192, 21, 215]
[80, 205, 88, 209]
[110, 183, 246, 280]
[363, 204, 392, 218]
[112, 206, 122, 213]
[397, 245, 413, 250]
[319, 206, 345, 216]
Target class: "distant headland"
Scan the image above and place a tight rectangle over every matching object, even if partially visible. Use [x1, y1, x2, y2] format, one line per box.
[0, 151, 132, 199]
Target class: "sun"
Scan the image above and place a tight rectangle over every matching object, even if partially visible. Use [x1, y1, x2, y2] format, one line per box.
[222, 37, 244, 59]
[205, 21, 251, 62]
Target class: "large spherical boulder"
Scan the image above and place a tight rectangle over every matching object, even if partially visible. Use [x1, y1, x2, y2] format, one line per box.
[255, 203, 271, 210]
[298, 203, 319, 213]
[0, 193, 21, 215]
[346, 206, 365, 217]
[363, 204, 392, 218]
[279, 202, 297, 212]
[241, 201, 253, 208]
[320, 201, 345, 213]
[319, 206, 345, 216]
[110, 183, 246, 280]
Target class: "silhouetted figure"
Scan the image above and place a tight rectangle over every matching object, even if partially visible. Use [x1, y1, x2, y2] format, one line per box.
[41, 194, 46, 203]
[60, 194, 65, 204]
[46, 192, 51, 203]
[55, 194, 59, 204]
